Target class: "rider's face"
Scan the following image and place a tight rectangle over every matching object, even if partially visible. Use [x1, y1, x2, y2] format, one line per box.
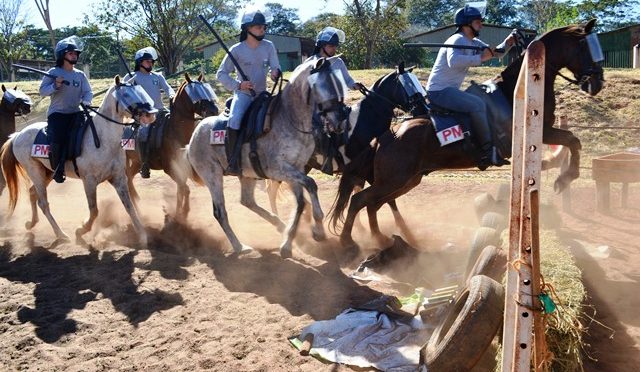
[141, 59, 154, 69]
[322, 45, 338, 57]
[65, 51, 78, 61]
[471, 19, 483, 33]
[248, 24, 266, 36]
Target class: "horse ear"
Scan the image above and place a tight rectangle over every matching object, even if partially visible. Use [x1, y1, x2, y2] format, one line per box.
[198, 72, 204, 81]
[1, 85, 5, 92]
[13, 85, 17, 90]
[398, 61, 405, 74]
[407, 65, 416, 73]
[314, 57, 325, 70]
[584, 19, 597, 33]
[185, 72, 192, 83]
[115, 75, 121, 85]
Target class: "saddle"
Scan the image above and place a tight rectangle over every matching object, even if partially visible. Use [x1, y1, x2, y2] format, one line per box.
[121, 109, 170, 152]
[427, 81, 512, 157]
[32, 111, 100, 176]
[210, 91, 279, 178]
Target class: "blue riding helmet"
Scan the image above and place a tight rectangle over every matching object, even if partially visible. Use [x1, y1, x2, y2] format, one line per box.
[135, 47, 158, 64]
[54, 35, 84, 61]
[316, 27, 346, 48]
[454, 5, 484, 27]
[240, 6, 273, 29]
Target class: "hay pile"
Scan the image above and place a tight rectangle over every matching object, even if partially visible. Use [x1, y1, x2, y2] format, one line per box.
[495, 229, 587, 371]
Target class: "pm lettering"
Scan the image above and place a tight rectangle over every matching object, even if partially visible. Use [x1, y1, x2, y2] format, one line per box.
[31, 144, 50, 158]
[442, 126, 463, 142]
[211, 129, 226, 145]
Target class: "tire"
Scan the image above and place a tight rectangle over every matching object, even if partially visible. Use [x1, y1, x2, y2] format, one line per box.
[480, 211, 507, 232]
[473, 193, 495, 222]
[421, 275, 505, 371]
[465, 227, 499, 276]
[465, 245, 507, 286]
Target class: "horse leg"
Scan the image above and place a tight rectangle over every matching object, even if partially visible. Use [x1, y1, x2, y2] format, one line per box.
[31, 178, 68, 241]
[167, 168, 190, 220]
[266, 179, 281, 216]
[279, 181, 305, 259]
[387, 199, 419, 247]
[543, 127, 581, 193]
[75, 177, 99, 245]
[25, 184, 44, 229]
[240, 177, 286, 232]
[125, 152, 141, 205]
[109, 173, 148, 247]
[206, 170, 251, 253]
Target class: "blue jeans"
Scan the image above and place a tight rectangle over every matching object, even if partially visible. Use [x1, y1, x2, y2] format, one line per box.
[228, 91, 253, 130]
[427, 87, 491, 146]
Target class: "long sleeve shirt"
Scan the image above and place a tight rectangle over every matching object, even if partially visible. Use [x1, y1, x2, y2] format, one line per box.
[216, 39, 280, 96]
[306, 54, 358, 90]
[39, 67, 92, 116]
[123, 71, 175, 110]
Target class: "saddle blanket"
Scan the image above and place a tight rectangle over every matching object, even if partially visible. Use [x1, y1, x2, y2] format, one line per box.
[209, 118, 228, 145]
[31, 124, 49, 158]
[430, 113, 470, 147]
[122, 126, 136, 151]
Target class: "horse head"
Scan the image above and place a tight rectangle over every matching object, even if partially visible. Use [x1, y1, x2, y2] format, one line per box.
[1, 84, 32, 116]
[373, 61, 428, 114]
[542, 18, 604, 96]
[111, 75, 157, 125]
[179, 72, 219, 118]
[305, 57, 350, 134]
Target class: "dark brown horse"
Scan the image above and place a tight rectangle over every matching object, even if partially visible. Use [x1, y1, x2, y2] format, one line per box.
[126, 73, 219, 217]
[330, 19, 605, 250]
[0, 85, 32, 196]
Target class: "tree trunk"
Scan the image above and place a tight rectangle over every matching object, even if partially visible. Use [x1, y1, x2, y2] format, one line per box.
[34, 0, 56, 52]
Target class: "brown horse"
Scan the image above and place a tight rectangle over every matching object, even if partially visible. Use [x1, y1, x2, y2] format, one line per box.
[330, 19, 605, 250]
[126, 73, 219, 217]
[0, 85, 32, 196]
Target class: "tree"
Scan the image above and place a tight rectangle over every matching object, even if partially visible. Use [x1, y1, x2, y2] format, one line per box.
[405, 0, 459, 29]
[265, 2, 299, 35]
[484, 0, 520, 26]
[0, 0, 31, 81]
[297, 12, 342, 40]
[344, 0, 409, 68]
[33, 0, 56, 52]
[93, 0, 237, 75]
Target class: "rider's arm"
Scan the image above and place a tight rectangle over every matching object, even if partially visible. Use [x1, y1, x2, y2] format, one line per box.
[39, 70, 58, 97]
[268, 42, 281, 80]
[159, 75, 175, 98]
[446, 35, 483, 68]
[216, 48, 241, 92]
[333, 58, 357, 90]
[80, 73, 93, 106]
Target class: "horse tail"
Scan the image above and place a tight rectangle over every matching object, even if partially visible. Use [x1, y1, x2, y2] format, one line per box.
[1, 138, 23, 215]
[328, 141, 377, 234]
[185, 149, 204, 186]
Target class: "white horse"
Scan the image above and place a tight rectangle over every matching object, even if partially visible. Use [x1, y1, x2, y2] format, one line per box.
[187, 58, 349, 258]
[1, 76, 157, 246]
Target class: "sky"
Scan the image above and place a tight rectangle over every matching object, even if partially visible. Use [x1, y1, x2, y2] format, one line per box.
[25, 0, 347, 30]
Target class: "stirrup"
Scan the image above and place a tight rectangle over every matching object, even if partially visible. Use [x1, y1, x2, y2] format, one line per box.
[140, 164, 151, 179]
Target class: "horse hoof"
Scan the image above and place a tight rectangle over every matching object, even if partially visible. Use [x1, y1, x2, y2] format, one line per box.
[25, 221, 36, 230]
[280, 248, 292, 259]
[234, 244, 253, 255]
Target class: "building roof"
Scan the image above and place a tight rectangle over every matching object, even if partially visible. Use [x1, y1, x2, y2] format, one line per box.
[408, 23, 537, 39]
[598, 23, 640, 35]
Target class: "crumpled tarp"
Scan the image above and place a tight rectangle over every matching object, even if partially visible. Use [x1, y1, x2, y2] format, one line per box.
[295, 307, 434, 372]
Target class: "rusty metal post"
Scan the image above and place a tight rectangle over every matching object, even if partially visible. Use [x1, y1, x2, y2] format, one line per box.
[501, 40, 546, 371]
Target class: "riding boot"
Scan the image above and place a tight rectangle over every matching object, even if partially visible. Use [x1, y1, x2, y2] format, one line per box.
[226, 128, 242, 176]
[49, 143, 66, 183]
[139, 140, 151, 178]
[478, 142, 510, 170]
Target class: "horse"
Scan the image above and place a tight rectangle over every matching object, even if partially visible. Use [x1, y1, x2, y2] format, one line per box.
[266, 62, 426, 246]
[330, 19, 605, 251]
[187, 57, 350, 258]
[125, 72, 219, 218]
[0, 85, 32, 196]
[0, 76, 158, 246]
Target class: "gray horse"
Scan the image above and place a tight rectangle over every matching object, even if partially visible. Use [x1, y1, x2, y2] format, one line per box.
[1, 76, 157, 246]
[187, 57, 349, 258]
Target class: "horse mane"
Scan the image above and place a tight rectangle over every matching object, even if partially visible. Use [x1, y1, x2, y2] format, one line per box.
[371, 71, 391, 90]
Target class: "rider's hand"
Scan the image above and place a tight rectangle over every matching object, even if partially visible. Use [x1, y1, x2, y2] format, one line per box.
[54, 77, 64, 89]
[480, 48, 494, 62]
[239, 80, 254, 91]
[270, 69, 281, 82]
[353, 82, 364, 91]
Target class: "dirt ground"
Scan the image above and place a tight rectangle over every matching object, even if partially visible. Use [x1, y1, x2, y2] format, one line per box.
[0, 168, 638, 371]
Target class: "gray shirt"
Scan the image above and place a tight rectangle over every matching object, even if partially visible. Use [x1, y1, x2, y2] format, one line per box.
[216, 39, 280, 96]
[124, 71, 175, 110]
[306, 54, 357, 89]
[426, 33, 489, 92]
[39, 67, 93, 115]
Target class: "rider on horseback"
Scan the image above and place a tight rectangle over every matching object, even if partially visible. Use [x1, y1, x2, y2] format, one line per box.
[125, 47, 175, 178]
[305, 27, 362, 174]
[216, 5, 281, 176]
[425, 5, 515, 169]
[307, 27, 363, 92]
[39, 35, 93, 183]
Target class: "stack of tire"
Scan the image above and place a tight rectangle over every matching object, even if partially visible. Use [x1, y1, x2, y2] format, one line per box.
[419, 184, 509, 370]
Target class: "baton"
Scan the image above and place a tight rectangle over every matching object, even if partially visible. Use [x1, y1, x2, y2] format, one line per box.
[12, 63, 70, 85]
[403, 43, 505, 54]
[198, 14, 255, 96]
[115, 46, 133, 79]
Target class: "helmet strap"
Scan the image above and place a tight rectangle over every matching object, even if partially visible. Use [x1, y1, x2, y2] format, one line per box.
[141, 65, 153, 73]
[247, 30, 265, 41]
[64, 57, 78, 65]
[321, 46, 335, 57]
